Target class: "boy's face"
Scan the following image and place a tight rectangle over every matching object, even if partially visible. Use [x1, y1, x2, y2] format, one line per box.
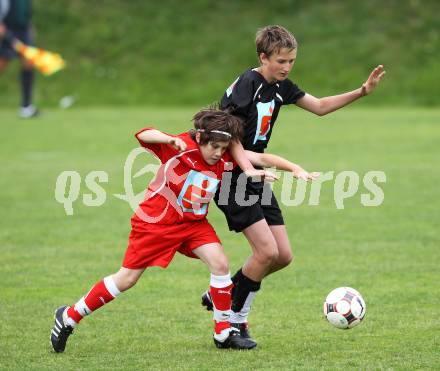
[196, 135, 230, 165]
[260, 47, 297, 83]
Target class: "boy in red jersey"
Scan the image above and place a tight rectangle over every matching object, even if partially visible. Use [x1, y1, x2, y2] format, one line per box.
[50, 108, 319, 353]
[202, 25, 386, 344]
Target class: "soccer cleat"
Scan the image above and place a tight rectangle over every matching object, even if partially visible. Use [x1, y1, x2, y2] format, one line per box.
[201, 290, 213, 311]
[232, 322, 255, 342]
[213, 328, 257, 350]
[51, 306, 74, 353]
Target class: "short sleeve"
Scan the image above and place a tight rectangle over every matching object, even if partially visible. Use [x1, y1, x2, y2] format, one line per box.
[282, 79, 306, 105]
[221, 75, 254, 117]
[135, 128, 177, 163]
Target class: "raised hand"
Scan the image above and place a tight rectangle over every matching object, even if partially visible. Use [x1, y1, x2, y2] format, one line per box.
[361, 65, 386, 96]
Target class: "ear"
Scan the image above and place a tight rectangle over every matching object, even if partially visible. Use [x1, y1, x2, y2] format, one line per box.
[259, 52, 269, 65]
[195, 132, 201, 143]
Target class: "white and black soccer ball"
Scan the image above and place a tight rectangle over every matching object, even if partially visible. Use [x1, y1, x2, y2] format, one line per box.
[323, 287, 366, 329]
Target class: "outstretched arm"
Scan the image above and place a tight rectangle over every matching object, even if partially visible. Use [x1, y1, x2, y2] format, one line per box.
[136, 129, 187, 152]
[229, 140, 254, 173]
[245, 150, 320, 181]
[229, 140, 279, 182]
[296, 65, 386, 116]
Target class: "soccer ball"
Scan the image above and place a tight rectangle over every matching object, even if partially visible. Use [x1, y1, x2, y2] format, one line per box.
[323, 287, 366, 329]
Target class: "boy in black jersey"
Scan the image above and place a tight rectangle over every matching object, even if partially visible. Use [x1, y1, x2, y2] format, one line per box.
[202, 25, 386, 344]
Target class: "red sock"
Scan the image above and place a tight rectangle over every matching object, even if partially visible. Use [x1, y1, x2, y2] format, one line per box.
[210, 284, 233, 311]
[67, 276, 120, 324]
[210, 281, 233, 334]
[213, 320, 231, 335]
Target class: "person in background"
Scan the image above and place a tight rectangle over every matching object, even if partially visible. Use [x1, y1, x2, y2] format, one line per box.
[0, 0, 39, 118]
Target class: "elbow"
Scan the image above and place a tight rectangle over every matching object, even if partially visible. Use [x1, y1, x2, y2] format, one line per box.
[318, 108, 335, 117]
[312, 109, 327, 117]
[315, 99, 330, 116]
[316, 104, 329, 117]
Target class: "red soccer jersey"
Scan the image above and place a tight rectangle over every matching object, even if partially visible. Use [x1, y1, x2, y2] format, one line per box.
[132, 128, 235, 226]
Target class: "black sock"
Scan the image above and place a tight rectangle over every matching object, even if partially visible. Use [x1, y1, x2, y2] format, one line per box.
[20, 68, 34, 107]
[231, 268, 244, 285]
[231, 269, 261, 313]
[230, 269, 243, 302]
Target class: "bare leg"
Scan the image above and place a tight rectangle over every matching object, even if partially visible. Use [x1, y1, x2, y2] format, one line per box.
[228, 222, 294, 330]
[112, 267, 145, 292]
[193, 242, 229, 275]
[51, 267, 145, 352]
[241, 219, 279, 281]
[265, 225, 294, 277]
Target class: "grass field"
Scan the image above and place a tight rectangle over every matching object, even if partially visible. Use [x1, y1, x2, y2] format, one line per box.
[0, 106, 439, 369]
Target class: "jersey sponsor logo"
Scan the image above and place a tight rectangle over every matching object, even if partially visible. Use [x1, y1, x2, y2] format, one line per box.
[254, 100, 275, 144]
[226, 76, 240, 97]
[177, 170, 220, 215]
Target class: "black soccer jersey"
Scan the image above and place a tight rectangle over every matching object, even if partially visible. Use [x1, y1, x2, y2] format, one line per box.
[220, 69, 305, 153]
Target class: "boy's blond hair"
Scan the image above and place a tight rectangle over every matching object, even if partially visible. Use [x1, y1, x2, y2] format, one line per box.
[255, 25, 297, 62]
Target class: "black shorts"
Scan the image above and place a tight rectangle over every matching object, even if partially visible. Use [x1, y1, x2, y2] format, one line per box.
[215, 173, 284, 232]
[0, 27, 34, 59]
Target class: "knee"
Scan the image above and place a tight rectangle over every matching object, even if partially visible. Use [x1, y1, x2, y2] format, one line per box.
[124, 276, 139, 291]
[114, 272, 140, 292]
[211, 256, 229, 276]
[277, 251, 294, 268]
[254, 242, 279, 266]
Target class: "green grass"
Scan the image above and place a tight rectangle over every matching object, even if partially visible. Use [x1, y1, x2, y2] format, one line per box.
[0, 106, 439, 369]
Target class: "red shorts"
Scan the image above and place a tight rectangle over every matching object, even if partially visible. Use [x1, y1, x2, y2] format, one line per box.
[122, 220, 221, 269]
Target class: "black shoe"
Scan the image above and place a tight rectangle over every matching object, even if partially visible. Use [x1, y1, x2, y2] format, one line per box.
[51, 306, 74, 353]
[201, 290, 213, 311]
[213, 328, 257, 350]
[232, 322, 255, 342]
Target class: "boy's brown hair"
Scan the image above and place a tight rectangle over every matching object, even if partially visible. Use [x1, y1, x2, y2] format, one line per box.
[190, 107, 243, 145]
[255, 25, 297, 62]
